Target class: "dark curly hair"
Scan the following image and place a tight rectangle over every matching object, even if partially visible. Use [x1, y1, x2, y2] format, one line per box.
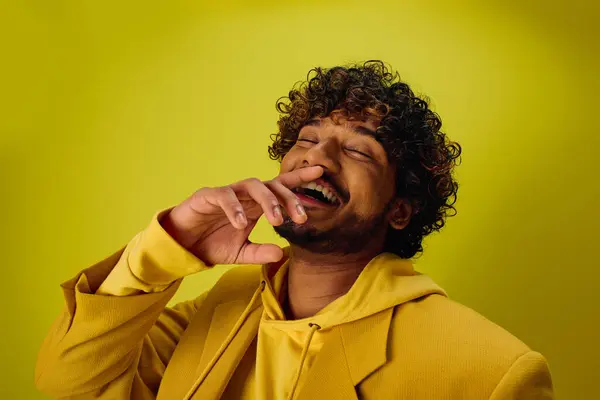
[268, 61, 461, 258]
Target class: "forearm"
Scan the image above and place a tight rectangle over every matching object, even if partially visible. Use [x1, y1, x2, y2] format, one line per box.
[98, 208, 207, 296]
[35, 258, 182, 397]
[35, 209, 210, 398]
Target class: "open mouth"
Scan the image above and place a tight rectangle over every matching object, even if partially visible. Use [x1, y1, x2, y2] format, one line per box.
[294, 181, 341, 207]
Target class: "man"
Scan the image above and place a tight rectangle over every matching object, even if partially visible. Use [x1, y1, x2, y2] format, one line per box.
[35, 61, 553, 399]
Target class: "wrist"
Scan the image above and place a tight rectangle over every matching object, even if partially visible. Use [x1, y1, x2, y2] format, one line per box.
[159, 209, 195, 250]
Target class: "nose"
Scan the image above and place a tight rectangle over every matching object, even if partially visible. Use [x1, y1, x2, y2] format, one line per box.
[302, 139, 341, 173]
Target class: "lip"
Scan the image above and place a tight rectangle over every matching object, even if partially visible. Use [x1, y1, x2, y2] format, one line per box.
[295, 192, 338, 209]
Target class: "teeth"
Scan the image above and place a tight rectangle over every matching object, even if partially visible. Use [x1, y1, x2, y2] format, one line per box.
[300, 181, 338, 204]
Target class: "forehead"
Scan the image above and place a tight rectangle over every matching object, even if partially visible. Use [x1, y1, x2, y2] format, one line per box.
[302, 116, 380, 137]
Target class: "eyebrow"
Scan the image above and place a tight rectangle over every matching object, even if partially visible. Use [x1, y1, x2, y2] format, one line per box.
[303, 119, 377, 137]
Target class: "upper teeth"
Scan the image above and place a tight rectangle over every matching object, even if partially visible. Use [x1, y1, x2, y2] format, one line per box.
[300, 181, 338, 204]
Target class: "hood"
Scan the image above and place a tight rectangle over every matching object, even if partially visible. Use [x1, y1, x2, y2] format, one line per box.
[260, 248, 447, 331]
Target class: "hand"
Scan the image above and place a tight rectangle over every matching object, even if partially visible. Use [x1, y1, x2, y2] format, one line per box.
[160, 166, 323, 265]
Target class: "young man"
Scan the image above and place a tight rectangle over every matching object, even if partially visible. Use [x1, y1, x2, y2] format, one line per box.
[35, 61, 553, 399]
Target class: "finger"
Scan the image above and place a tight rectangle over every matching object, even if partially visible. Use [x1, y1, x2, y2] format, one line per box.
[232, 178, 283, 226]
[210, 187, 248, 229]
[266, 179, 307, 224]
[236, 242, 284, 265]
[275, 165, 324, 189]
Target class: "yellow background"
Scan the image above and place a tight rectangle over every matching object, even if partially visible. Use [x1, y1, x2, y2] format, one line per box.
[2, 0, 598, 398]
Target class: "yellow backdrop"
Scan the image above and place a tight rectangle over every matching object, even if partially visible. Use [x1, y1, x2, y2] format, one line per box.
[2, 0, 598, 398]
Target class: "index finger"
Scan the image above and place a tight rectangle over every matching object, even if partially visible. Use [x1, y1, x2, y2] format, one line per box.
[271, 166, 324, 188]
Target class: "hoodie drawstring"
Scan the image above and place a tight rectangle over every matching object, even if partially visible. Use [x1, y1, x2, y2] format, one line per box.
[182, 280, 266, 400]
[287, 322, 321, 400]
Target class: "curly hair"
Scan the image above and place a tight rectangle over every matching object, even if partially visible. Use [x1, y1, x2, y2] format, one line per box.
[268, 61, 461, 258]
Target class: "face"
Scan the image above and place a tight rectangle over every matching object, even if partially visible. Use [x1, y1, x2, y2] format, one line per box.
[274, 115, 400, 255]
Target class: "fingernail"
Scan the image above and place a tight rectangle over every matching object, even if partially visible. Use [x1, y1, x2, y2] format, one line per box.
[273, 205, 282, 218]
[236, 212, 247, 226]
[296, 204, 305, 216]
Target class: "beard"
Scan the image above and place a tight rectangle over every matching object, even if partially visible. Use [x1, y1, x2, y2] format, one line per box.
[273, 206, 390, 255]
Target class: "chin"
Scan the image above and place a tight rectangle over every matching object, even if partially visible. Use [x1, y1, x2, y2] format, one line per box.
[273, 217, 317, 241]
[273, 214, 387, 255]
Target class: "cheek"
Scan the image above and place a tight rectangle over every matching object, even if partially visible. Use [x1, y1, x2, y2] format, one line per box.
[346, 172, 378, 209]
[280, 150, 298, 173]
[376, 176, 395, 201]
[370, 163, 396, 201]
[349, 169, 394, 213]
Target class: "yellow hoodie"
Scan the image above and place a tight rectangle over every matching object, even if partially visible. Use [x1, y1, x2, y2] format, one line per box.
[223, 249, 446, 400]
[35, 210, 554, 399]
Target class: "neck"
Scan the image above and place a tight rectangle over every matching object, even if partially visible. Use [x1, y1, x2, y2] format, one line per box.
[283, 245, 381, 319]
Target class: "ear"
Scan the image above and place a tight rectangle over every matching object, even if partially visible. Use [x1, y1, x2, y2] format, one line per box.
[387, 199, 412, 230]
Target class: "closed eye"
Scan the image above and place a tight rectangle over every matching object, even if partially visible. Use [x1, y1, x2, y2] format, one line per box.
[297, 138, 373, 160]
[346, 148, 372, 159]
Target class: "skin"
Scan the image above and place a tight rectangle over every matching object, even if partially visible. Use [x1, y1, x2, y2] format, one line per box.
[277, 116, 411, 318]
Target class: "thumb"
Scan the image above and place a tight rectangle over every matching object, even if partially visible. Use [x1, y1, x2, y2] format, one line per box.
[236, 242, 284, 265]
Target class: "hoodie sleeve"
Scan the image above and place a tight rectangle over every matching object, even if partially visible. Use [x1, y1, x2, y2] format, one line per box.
[489, 351, 554, 400]
[35, 210, 211, 399]
[97, 208, 207, 296]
